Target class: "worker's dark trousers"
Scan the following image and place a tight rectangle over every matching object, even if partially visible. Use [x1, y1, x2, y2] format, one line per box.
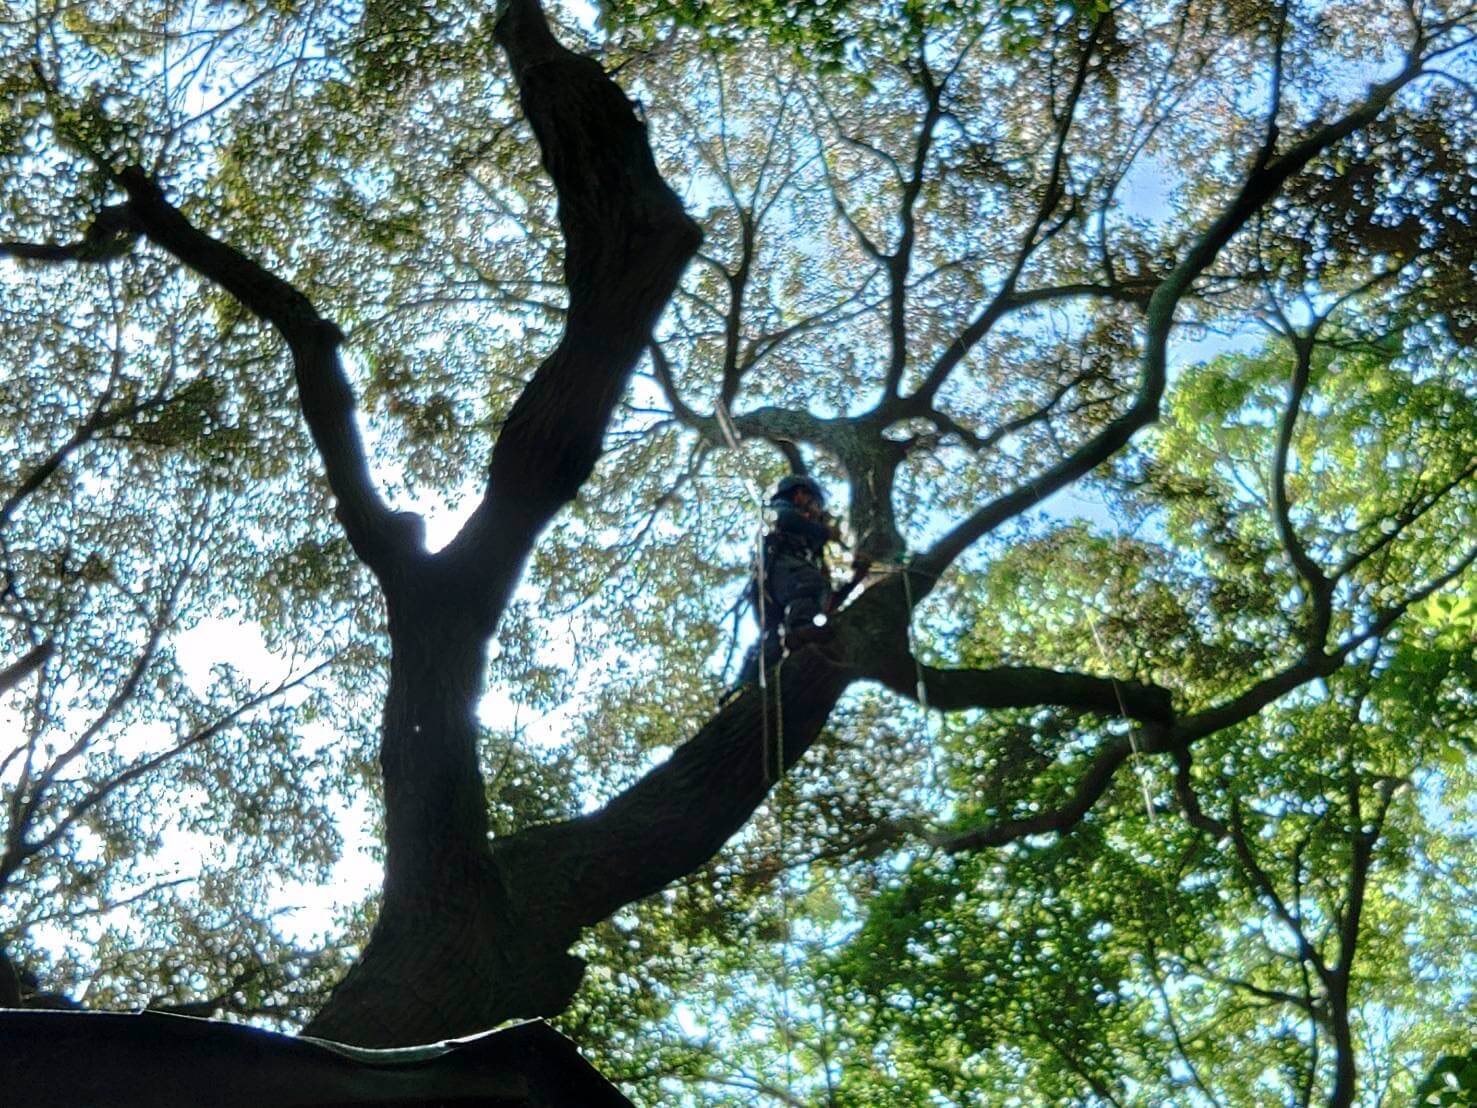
[733, 555, 832, 689]
[766, 555, 831, 632]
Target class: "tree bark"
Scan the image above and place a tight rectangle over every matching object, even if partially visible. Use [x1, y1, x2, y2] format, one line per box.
[303, 0, 707, 1045]
[304, 628, 854, 1046]
[305, 570, 1172, 1045]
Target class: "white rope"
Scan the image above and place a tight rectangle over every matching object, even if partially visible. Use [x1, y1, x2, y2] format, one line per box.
[714, 399, 779, 782]
[1075, 505, 1189, 994]
[899, 560, 929, 712]
[1085, 604, 1157, 824]
[774, 620, 794, 1092]
[714, 398, 794, 1092]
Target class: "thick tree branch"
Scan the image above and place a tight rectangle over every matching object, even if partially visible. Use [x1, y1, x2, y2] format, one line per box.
[933, 736, 1134, 853]
[494, 644, 851, 939]
[306, 637, 853, 1045]
[0, 643, 51, 698]
[109, 169, 407, 574]
[0, 204, 140, 264]
[865, 654, 1174, 724]
[719, 210, 754, 410]
[1170, 647, 1342, 750]
[1175, 539, 1477, 744]
[1269, 331, 1334, 650]
[913, 53, 1429, 589]
[925, 534, 1475, 859]
[442, 0, 700, 622]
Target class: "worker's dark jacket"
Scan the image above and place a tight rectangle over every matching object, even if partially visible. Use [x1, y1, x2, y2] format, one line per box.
[757, 499, 832, 633]
[727, 500, 834, 693]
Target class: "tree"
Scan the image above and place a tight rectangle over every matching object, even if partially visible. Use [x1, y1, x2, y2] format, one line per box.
[2, 0, 1475, 1101]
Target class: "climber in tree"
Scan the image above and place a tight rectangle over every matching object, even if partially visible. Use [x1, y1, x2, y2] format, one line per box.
[727, 474, 842, 695]
[760, 474, 839, 640]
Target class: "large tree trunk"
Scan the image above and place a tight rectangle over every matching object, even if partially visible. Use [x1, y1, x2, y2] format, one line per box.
[302, 559, 615, 1045]
[378, 580, 494, 894]
[302, 566, 931, 1046]
[303, 0, 715, 1046]
[303, 632, 856, 1047]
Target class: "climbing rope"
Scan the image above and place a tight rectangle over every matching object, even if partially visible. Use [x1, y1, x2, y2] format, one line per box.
[713, 399, 778, 783]
[899, 560, 929, 712]
[1073, 492, 1197, 1039]
[773, 620, 794, 1093]
[712, 398, 796, 1092]
[1085, 603, 1157, 824]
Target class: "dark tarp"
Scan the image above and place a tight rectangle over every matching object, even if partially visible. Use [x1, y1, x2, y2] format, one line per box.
[0, 1008, 633, 1107]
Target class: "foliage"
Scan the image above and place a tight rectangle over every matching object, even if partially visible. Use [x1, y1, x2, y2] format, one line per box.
[2, 0, 1476, 1102]
[1419, 1050, 1477, 1107]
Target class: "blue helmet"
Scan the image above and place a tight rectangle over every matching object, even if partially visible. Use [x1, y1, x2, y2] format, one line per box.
[773, 474, 824, 505]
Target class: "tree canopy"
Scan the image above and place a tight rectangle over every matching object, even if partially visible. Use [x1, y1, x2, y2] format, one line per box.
[1, 0, 1475, 1103]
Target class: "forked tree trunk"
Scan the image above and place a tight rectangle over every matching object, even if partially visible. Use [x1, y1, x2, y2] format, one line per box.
[302, 0, 712, 1045]
[302, 620, 856, 1047]
[124, 0, 1161, 1054]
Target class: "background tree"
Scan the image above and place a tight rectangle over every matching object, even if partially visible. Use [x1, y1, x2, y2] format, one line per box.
[1, 0, 1475, 1103]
